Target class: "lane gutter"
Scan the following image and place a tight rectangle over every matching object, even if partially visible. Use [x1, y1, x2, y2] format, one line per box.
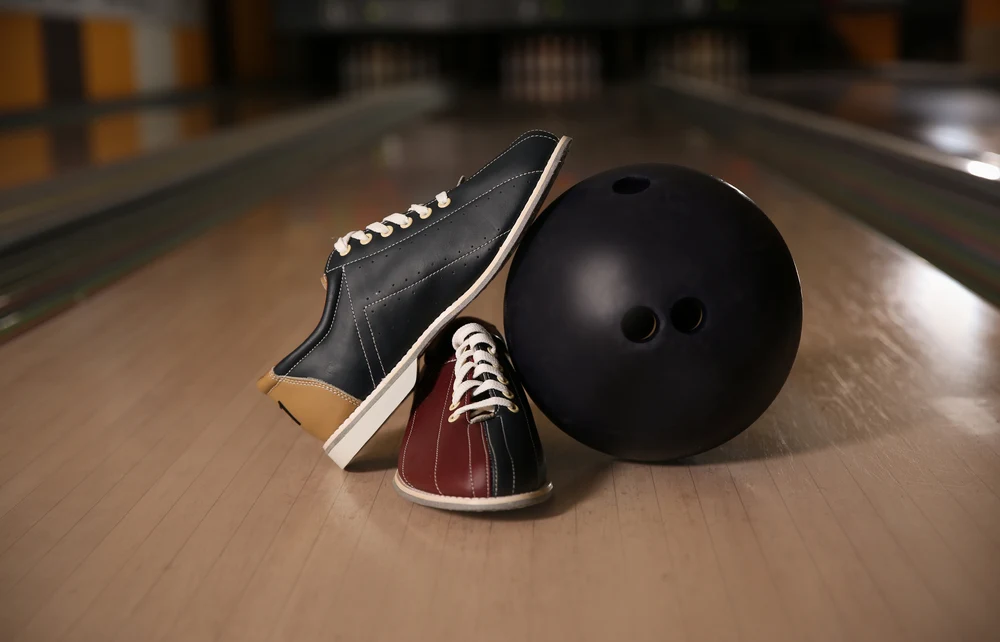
[0, 83, 451, 342]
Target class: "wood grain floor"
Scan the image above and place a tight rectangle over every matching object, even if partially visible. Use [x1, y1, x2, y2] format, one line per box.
[1, 99, 999, 642]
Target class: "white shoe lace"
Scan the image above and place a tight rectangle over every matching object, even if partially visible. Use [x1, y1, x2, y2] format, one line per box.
[333, 191, 452, 257]
[447, 323, 519, 424]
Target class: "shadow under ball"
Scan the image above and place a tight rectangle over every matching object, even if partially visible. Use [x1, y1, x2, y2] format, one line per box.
[503, 164, 803, 462]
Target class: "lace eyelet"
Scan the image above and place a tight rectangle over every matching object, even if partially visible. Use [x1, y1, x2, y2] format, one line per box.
[447, 412, 460, 423]
[487, 346, 497, 355]
[360, 233, 373, 245]
[438, 198, 451, 208]
[419, 210, 432, 220]
[400, 216, 413, 229]
[449, 401, 459, 411]
[509, 404, 520, 414]
[497, 375, 508, 385]
[502, 389, 515, 400]
[338, 245, 351, 257]
[380, 226, 393, 238]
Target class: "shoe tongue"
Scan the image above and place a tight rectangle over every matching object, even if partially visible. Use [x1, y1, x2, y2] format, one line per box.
[472, 341, 495, 370]
[467, 340, 500, 404]
[471, 360, 494, 387]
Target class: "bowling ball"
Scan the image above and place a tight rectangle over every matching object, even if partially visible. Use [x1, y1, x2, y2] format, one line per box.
[503, 164, 801, 461]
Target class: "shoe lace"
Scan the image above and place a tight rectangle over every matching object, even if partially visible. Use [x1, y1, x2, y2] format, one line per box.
[447, 323, 519, 424]
[333, 191, 451, 257]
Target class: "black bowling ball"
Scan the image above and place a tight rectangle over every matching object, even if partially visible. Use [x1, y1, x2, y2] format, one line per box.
[504, 164, 802, 461]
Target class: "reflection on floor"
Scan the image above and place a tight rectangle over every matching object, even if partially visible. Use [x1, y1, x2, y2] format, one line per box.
[0, 93, 309, 191]
[751, 73, 1000, 161]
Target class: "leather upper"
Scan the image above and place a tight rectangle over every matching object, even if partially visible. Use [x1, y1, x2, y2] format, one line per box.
[273, 130, 561, 401]
[398, 318, 547, 499]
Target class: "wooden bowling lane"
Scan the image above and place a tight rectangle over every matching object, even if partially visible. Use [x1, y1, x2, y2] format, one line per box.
[0, 102, 999, 642]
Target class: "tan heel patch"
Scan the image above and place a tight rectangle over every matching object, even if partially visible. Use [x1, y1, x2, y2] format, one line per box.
[258, 371, 361, 441]
[256, 371, 279, 394]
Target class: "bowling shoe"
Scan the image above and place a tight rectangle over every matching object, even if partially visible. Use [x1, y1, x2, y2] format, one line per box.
[393, 318, 552, 511]
[258, 130, 571, 468]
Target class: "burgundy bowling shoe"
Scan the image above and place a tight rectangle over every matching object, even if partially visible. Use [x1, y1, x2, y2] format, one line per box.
[257, 131, 570, 468]
[393, 318, 552, 511]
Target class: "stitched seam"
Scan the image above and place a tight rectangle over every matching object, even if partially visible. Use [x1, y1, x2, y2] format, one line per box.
[484, 392, 501, 496]
[468, 134, 558, 180]
[498, 412, 515, 496]
[483, 413, 497, 496]
[525, 129, 558, 138]
[363, 308, 386, 376]
[285, 267, 343, 377]
[483, 416, 497, 498]
[481, 423, 492, 499]
[515, 129, 558, 140]
[506, 129, 557, 144]
[343, 273, 376, 388]
[400, 404, 418, 486]
[471, 132, 555, 184]
[433, 368, 455, 495]
[265, 374, 361, 405]
[467, 415, 475, 498]
[331, 171, 541, 271]
[364, 231, 508, 310]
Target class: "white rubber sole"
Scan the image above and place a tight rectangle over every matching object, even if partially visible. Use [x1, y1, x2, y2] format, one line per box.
[392, 470, 554, 512]
[324, 135, 572, 469]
